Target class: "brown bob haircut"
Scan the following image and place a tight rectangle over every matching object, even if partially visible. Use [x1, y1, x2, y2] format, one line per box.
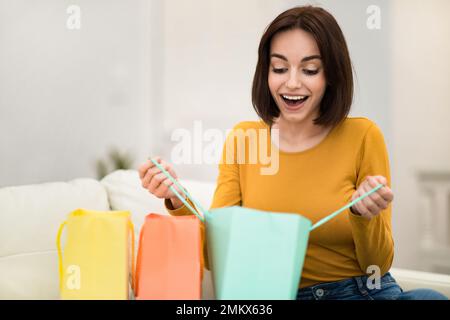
[252, 6, 353, 128]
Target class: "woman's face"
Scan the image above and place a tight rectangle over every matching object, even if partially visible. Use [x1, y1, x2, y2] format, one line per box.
[268, 28, 327, 125]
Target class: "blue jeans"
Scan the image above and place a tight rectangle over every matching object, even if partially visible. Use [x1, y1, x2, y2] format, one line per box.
[296, 272, 448, 300]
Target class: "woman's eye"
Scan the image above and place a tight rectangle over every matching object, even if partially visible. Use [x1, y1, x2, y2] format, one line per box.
[303, 69, 319, 76]
[272, 68, 287, 74]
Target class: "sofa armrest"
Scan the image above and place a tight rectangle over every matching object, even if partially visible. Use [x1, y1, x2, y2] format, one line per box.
[390, 267, 450, 298]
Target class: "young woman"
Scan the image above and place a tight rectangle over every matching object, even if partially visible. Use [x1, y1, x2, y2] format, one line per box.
[138, 6, 447, 300]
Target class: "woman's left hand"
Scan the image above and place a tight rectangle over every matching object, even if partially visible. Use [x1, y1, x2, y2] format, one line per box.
[350, 175, 394, 220]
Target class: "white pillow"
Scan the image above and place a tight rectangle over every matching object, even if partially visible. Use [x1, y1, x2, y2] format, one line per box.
[0, 252, 59, 300]
[0, 178, 110, 299]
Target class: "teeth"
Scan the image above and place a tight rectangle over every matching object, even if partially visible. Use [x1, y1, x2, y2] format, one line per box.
[282, 95, 306, 101]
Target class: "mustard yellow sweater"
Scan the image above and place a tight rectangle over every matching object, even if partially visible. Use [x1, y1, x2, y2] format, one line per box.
[166, 117, 394, 288]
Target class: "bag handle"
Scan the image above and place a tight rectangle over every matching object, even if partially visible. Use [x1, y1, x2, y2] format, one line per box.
[310, 184, 384, 231]
[56, 218, 137, 294]
[56, 221, 67, 291]
[150, 159, 384, 231]
[128, 220, 136, 293]
[134, 223, 146, 297]
[151, 158, 207, 222]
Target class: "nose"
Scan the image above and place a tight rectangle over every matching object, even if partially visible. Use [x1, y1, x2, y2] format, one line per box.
[286, 69, 302, 90]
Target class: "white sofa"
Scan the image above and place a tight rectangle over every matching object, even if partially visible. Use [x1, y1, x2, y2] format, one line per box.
[1, 169, 449, 300]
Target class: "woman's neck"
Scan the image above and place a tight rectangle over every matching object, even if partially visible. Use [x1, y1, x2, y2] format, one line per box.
[273, 117, 326, 144]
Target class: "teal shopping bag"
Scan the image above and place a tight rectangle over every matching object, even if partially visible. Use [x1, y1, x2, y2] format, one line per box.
[205, 206, 311, 299]
[151, 159, 383, 300]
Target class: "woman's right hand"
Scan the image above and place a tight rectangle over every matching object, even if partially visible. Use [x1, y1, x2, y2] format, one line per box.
[138, 156, 185, 210]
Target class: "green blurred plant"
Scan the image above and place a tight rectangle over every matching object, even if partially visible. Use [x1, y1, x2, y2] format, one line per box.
[96, 147, 134, 179]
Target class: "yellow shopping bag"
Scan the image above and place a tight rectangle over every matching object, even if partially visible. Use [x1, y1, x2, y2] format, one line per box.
[56, 209, 135, 300]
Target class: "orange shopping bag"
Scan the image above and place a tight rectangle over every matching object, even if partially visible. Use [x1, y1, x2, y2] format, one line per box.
[134, 213, 203, 300]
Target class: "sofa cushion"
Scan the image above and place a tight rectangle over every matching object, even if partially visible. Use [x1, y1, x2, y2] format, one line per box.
[0, 252, 59, 299]
[0, 178, 110, 299]
[390, 267, 450, 298]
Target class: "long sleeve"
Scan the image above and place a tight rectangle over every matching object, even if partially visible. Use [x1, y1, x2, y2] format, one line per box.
[348, 123, 395, 275]
[210, 125, 242, 209]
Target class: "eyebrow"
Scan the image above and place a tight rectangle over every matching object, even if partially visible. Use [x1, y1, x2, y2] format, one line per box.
[270, 53, 321, 63]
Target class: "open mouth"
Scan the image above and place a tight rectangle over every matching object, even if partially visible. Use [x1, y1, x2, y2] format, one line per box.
[281, 94, 309, 109]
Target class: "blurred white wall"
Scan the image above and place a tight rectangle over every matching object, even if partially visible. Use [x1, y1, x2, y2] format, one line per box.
[0, 0, 154, 186]
[391, 0, 450, 272]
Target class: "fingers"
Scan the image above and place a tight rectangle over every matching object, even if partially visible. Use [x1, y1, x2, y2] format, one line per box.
[153, 175, 174, 198]
[352, 176, 394, 219]
[371, 175, 387, 187]
[147, 172, 167, 194]
[374, 176, 394, 202]
[367, 176, 394, 203]
[352, 189, 371, 219]
[162, 159, 178, 180]
[141, 165, 164, 189]
[155, 178, 185, 200]
[363, 177, 389, 211]
[141, 157, 174, 188]
[138, 156, 161, 180]
[360, 186, 383, 217]
[139, 156, 181, 200]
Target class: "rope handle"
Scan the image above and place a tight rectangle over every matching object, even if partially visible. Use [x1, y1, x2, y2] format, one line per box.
[56, 218, 137, 293]
[150, 158, 207, 222]
[310, 183, 384, 231]
[134, 223, 146, 297]
[149, 159, 384, 231]
[56, 221, 67, 291]
[129, 220, 136, 293]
